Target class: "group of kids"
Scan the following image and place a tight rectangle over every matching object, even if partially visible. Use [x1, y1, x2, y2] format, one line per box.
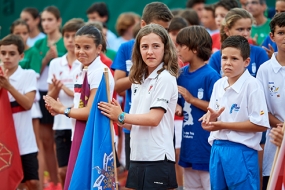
[0, 0, 285, 190]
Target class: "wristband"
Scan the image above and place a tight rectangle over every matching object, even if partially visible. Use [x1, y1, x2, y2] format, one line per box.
[118, 112, 126, 125]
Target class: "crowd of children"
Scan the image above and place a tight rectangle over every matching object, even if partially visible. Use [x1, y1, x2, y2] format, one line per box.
[0, 0, 285, 190]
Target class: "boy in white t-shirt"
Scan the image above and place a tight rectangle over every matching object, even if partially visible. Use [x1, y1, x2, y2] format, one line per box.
[0, 34, 39, 189]
[256, 12, 285, 190]
[200, 35, 270, 190]
[47, 18, 84, 188]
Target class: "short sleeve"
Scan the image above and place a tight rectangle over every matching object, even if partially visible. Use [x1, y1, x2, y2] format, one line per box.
[88, 68, 105, 90]
[248, 82, 270, 128]
[47, 59, 57, 84]
[255, 47, 269, 69]
[208, 51, 222, 76]
[24, 70, 37, 94]
[150, 72, 177, 112]
[29, 47, 42, 74]
[111, 41, 134, 73]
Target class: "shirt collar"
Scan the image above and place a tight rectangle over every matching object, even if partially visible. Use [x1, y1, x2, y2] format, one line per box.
[86, 55, 101, 71]
[147, 62, 164, 79]
[62, 54, 82, 68]
[271, 53, 282, 73]
[9, 66, 22, 81]
[222, 69, 251, 93]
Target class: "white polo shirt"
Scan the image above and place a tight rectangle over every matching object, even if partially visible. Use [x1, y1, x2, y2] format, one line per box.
[71, 56, 114, 140]
[256, 53, 285, 176]
[47, 54, 81, 130]
[73, 56, 114, 109]
[129, 63, 178, 162]
[9, 66, 38, 155]
[208, 69, 270, 151]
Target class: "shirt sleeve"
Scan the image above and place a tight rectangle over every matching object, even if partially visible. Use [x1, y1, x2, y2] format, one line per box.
[24, 70, 37, 94]
[29, 47, 41, 74]
[208, 51, 222, 76]
[248, 81, 270, 128]
[47, 60, 56, 84]
[111, 43, 128, 72]
[88, 67, 105, 90]
[255, 47, 269, 70]
[150, 72, 177, 113]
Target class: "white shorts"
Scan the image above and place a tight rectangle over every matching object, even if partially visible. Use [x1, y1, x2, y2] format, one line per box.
[174, 120, 183, 149]
[31, 101, 42, 119]
[184, 167, 210, 190]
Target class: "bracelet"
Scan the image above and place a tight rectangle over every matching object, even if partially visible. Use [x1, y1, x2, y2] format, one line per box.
[118, 112, 126, 125]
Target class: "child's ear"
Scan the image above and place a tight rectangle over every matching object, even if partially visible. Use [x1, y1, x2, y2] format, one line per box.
[20, 53, 24, 59]
[141, 20, 146, 28]
[269, 32, 275, 42]
[97, 44, 102, 54]
[224, 27, 230, 37]
[244, 57, 250, 67]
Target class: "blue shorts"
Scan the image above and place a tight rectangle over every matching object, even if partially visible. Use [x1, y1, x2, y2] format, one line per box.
[210, 140, 259, 190]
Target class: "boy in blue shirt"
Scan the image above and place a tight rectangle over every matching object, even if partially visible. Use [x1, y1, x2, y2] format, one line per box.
[200, 35, 270, 189]
[176, 26, 220, 189]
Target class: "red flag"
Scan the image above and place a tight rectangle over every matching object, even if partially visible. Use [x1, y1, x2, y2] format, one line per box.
[0, 88, 23, 190]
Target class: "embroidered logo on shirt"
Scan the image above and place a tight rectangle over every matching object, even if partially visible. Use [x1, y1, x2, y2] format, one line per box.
[197, 88, 204, 99]
[157, 98, 168, 103]
[268, 82, 279, 97]
[260, 110, 264, 115]
[133, 86, 138, 95]
[230, 104, 240, 114]
[148, 84, 153, 94]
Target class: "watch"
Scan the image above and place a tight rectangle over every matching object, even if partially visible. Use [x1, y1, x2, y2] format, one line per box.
[64, 107, 71, 118]
[118, 112, 126, 125]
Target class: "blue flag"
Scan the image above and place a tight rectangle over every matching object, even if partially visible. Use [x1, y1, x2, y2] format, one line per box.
[69, 74, 115, 189]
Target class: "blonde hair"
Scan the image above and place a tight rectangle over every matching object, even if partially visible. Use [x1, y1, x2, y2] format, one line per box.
[116, 12, 140, 36]
[220, 8, 253, 43]
[130, 24, 179, 84]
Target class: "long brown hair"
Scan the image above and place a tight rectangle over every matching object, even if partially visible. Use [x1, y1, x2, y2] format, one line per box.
[130, 24, 179, 84]
[220, 8, 253, 43]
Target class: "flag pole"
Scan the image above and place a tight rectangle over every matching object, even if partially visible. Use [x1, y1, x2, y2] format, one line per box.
[103, 68, 119, 190]
[267, 121, 285, 189]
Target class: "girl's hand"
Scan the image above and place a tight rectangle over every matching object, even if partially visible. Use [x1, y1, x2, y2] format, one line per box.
[43, 95, 65, 116]
[178, 86, 194, 103]
[269, 125, 284, 147]
[45, 45, 58, 61]
[98, 98, 123, 122]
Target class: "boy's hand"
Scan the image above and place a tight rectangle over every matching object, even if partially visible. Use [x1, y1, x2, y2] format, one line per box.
[0, 69, 11, 90]
[269, 124, 284, 147]
[178, 86, 194, 104]
[52, 74, 63, 90]
[175, 104, 182, 116]
[199, 107, 225, 131]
